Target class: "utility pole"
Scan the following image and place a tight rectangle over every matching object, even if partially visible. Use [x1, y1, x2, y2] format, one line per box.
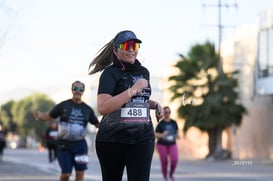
[217, 0, 223, 72]
[202, 0, 237, 73]
[202, 0, 237, 160]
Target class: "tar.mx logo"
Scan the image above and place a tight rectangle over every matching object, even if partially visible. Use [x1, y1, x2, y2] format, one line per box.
[182, 94, 200, 106]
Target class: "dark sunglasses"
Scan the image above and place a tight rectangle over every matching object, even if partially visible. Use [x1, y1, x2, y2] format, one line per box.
[72, 86, 84, 92]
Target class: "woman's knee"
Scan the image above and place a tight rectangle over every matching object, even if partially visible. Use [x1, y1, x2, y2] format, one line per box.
[60, 173, 71, 181]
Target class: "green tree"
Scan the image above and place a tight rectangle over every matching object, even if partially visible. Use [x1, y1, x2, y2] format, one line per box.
[0, 100, 18, 133]
[169, 41, 247, 160]
[2, 93, 55, 144]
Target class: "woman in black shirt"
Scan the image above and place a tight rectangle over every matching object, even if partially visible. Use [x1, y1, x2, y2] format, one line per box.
[89, 30, 163, 181]
[155, 106, 179, 181]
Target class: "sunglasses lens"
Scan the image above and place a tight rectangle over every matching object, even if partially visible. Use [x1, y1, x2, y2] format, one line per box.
[118, 41, 140, 51]
[72, 86, 84, 92]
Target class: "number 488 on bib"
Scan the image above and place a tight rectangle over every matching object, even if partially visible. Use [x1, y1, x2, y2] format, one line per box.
[121, 107, 147, 118]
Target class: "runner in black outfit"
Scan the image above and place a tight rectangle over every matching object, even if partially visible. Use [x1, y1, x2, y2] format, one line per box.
[45, 121, 58, 169]
[89, 30, 164, 181]
[33, 80, 100, 181]
[0, 121, 7, 162]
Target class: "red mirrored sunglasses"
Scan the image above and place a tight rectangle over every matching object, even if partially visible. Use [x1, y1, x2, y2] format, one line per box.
[118, 40, 140, 51]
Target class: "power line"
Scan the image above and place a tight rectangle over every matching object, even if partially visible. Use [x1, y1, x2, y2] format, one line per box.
[201, 0, 238, 72]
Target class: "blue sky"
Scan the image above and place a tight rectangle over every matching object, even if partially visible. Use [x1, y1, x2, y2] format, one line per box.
[0, 0, 273, 103]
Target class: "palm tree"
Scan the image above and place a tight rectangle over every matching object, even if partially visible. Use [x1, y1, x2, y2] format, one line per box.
[169, 41, 247, 160]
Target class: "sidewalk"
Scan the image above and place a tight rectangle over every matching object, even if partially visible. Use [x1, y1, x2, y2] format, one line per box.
[0, 161, 59, 181]
[1, 148, 273, 181]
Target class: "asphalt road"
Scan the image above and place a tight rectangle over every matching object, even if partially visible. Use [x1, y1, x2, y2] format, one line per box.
[1, 148, 273, 181]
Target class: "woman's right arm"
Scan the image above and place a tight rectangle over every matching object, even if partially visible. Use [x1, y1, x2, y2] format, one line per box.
[97, 78, 148, 115]
[155, 131, 168, 139]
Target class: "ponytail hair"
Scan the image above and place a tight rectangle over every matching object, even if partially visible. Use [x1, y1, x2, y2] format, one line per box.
[88, 39, 115, 75]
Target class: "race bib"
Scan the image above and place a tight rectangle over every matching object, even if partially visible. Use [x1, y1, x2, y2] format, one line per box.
[75, 154, 89, 164]
[165, 135, 175, 142]
[49, 130, 58, 137]
[120, 102, 149, 123]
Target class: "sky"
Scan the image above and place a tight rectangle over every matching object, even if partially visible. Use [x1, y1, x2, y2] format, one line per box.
[0, 0, 273, 104]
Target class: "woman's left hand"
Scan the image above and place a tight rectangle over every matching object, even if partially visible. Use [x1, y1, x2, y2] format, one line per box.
[155, 104, 163, 121]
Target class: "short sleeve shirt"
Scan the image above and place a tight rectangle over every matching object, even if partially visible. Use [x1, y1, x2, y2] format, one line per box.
[49, 99, 99, 141]
[156, 119, 178, 145]
[96, 65, 155, 144]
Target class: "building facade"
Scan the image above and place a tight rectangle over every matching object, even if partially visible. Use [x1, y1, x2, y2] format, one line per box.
[222, 8, 273, 159]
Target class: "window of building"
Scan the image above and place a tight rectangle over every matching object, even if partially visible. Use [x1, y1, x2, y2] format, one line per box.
[257, 28, 273, 78]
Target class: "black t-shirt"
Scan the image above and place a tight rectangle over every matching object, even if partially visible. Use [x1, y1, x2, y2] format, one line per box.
[96, 63, 155, 144]
[156, 119, 178, 145]
[49, 99, 99, 141]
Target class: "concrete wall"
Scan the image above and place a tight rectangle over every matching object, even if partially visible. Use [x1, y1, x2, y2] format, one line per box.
[224, 24, 273, 159]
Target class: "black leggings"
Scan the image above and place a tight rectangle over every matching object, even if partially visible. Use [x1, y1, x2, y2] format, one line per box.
[0, 141, 6, 155]
[47, 145, 57, 163]
[96, 140, 155, 181]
